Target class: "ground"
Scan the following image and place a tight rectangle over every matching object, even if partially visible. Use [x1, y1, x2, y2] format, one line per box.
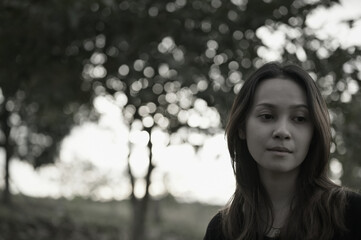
[0, 194, 221, 240]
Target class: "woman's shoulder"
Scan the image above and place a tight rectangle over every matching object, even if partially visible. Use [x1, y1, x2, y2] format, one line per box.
[203, 212, 227, 240]
[346, 190, 361, 205]
[345, 190, 361, 218]
[344, 190, 361, 239]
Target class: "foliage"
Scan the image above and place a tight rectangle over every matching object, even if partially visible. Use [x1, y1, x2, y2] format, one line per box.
[0, 0, 94, 168]
[58, 0, 361, 190]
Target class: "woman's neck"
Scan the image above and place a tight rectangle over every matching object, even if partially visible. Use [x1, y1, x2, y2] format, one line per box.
[258, 167, 299, 229]
[258, 167, 298, 205]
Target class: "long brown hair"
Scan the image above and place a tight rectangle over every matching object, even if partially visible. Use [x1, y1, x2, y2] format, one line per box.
[222, 62, 347, 239]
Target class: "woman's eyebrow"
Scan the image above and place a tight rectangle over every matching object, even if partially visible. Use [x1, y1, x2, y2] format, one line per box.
[255, 103, 309, 109]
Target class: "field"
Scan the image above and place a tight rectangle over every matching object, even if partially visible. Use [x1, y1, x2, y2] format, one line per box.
[0, 194, 222, 240]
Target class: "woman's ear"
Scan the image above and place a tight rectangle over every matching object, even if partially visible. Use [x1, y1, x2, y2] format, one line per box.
[238, 128, 246, 139]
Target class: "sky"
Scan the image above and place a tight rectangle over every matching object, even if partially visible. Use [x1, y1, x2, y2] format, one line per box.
[4, 95, 235, 205]
[1, 0, 361, 206]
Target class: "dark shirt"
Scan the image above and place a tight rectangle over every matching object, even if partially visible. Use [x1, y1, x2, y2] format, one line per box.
[203, 192, 361, 240]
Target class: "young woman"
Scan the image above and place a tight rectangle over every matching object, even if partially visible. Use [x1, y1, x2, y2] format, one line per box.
[203, 62, 361, 240]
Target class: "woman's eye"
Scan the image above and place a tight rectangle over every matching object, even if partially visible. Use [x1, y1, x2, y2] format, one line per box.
[259, 114, 273, 120]
[294, 116, 306, 122]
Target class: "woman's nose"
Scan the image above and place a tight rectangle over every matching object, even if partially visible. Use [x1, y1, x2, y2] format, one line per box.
[272, 119, 291, 140]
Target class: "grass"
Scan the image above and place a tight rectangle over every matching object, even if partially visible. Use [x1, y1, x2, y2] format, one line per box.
[146, 196, 222, 239]
[0, 194, 222, 240]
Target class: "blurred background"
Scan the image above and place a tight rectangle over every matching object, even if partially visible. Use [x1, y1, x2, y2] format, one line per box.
[1, 0, 361, 239]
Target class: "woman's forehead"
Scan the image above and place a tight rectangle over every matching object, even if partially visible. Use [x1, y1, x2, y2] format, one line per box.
[252, 77, 308, 107]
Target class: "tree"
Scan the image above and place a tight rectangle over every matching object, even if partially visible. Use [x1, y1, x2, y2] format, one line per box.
[0, 1, 93, 204]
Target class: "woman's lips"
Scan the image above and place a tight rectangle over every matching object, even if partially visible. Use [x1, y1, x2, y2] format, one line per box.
[267, 146, 292, 153]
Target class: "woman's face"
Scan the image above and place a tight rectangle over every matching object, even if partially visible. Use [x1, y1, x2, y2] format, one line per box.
[243, 78, 314, 174]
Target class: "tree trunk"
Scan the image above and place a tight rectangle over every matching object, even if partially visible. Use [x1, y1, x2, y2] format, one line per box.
[3, 144, 10, 205]
[1, 105, 11, 205]
[129, 127, 154, 240]
[131, 198, 148, 240]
